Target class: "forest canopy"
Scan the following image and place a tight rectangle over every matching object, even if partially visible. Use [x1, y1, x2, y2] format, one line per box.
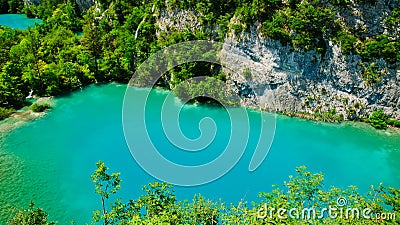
[0, 0, 399, 124]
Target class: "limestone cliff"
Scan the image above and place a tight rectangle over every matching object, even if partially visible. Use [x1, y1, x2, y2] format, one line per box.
[24, 0, 400, 120]
[222, 27, 400, 120]
[155, 2, 400, 120]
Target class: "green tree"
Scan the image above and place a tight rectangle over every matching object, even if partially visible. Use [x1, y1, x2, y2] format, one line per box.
[8, 201, 55, 225]
[99, 28, 132, 82]
[11, 28, 47, 96]
[0, 0, 9, 13]
[262, 10, 291, 44]
[44, 2, 82, 32]
[180, 195, 220, 225]
[7, 0, 24, 13]
[10, 164, 400, 224]
[0, 61, 26, 109]
[0, 26, 21, 69]
[82, 8, 104, 76]
[289, 0, 335, 53]
[32, 0, 65, 19]
[91, 161, 121, 225]
[41, 27, 78, 63]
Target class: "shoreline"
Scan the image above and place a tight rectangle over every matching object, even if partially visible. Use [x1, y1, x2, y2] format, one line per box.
[275, 110, 400, 132]
[1, 83, 399, 136]
[0, 97, 53, 136]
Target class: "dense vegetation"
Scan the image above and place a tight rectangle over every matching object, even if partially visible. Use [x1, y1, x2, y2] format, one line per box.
[9, 162, 399, 224]
[30, 102, 51, 112]
[0, 0, 399, 125]
[1, 2, 398, 224]
[368, 109, 400, 129]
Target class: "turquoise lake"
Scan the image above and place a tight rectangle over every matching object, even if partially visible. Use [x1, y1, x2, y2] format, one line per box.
[0, 83, 399, 224]
[0, 14, 41, 30]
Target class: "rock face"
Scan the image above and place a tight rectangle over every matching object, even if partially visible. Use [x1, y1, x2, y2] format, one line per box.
[155, 9, 202, 35]
[76, 0, 94, 10]
[24, 0, 41, 5]
[24, 0, 94, 10]
[155, 5, 400, 120]
[221, 26, 400, 120]
[26, 1, 399, 120]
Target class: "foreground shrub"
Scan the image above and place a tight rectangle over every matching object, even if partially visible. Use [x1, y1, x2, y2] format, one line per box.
[10, 164, 399, 224]
[8, 201, 55, 225]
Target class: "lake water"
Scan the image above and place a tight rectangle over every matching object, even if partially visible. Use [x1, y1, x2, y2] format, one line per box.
[0, 14, 41, 30]
[0, 83, 399, 224]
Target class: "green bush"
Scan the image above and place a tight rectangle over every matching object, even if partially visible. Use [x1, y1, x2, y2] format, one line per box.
[385, 7, 400, 35]
[314, 109, 344, 122]
[362, 63, 383, 85]
[30, 103, 51, 112]
[360, 35, 400, 64]
[387, 119, 400, 128]
[288, 1, 336, 53]
[333, 31, 359, 54]
[262, 11, 291, 45]
[368, 109, 388, 129]
[0, 107, 14, 120]
[173, 76, 239, 106]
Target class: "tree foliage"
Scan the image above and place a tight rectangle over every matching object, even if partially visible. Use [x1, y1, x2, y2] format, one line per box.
[30, 102, 51, 112]
[10, 164, 399, 224]
[8, 201, 55, 225]
[91, 161, 121, 225]
[0, 0, 399, 124]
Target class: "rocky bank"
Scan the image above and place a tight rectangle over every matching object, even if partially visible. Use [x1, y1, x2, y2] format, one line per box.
[155, 2, 400, 120]
[25, 0, 400, 120]
[222, 27, 400, 120]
